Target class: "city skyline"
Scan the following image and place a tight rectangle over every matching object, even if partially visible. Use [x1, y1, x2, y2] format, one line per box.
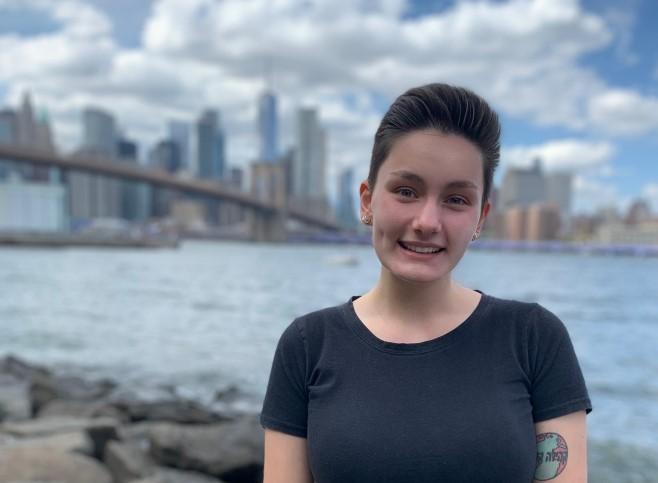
[0, 0, 657, 216]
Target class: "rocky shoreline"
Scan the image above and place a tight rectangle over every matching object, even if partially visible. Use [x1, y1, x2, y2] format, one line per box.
[0, 355, 263, 483]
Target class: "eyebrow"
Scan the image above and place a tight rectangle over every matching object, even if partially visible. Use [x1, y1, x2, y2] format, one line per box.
[388, 170, 479, 190]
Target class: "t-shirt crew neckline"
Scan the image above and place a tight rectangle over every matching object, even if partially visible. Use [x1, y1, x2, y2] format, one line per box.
[342, 291, 491, 355]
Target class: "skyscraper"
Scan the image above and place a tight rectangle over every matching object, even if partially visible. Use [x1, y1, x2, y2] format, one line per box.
[196, 109, 225, 180]
[337, 166, 358, 229]
[546, 172, 572, 225]
[69, 107, 120, 223]
[82, 108, 117, 156]
[0, 109, 18, 179]
[500, 158, 547, 209]
[258, 90, 278, 162]
[168, 120, 190, 173]
[293, 107, 328, 216]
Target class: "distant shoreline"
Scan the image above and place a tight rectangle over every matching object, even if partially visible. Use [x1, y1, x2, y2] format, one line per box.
[1, 231, 657, 257]
[0, 232, 179, 249]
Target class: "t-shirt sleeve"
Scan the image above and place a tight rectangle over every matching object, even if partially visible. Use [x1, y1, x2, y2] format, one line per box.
[528, 304, 592, 423]
[260, 319, 308, 438]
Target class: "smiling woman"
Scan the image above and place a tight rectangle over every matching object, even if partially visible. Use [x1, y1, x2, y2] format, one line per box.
[260, 83, 592, 483]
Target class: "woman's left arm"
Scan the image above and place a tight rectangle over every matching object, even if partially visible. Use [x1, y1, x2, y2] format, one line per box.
[534, 410, 588, 482]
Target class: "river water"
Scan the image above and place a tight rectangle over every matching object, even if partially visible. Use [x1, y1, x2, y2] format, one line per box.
[1, 241, 657, 482]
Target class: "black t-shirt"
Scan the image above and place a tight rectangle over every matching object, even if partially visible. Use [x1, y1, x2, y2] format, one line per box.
[260, 293, 592, 483]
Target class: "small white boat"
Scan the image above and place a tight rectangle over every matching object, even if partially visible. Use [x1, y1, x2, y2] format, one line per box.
[326, 254, 359, 266]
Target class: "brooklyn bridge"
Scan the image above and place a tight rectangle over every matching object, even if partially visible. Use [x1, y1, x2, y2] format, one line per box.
[0, 144, 342, 242]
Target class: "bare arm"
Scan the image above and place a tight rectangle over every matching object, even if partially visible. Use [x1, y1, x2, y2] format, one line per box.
[263, 428, 313, 483]
[534, 411, 588, 482]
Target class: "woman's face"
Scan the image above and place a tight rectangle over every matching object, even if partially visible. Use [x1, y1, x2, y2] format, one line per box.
[360, 129, 490, 286]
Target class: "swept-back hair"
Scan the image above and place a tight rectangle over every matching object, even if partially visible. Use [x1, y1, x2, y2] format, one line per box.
[368, 83, 501, 206]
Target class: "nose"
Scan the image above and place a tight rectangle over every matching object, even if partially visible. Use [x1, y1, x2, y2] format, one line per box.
[411, 200, 442, 235]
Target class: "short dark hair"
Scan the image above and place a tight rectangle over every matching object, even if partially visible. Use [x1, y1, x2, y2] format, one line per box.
[368, 83, 501, 207]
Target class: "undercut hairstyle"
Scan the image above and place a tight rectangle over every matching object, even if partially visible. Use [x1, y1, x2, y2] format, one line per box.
[368, 83, 501, 208]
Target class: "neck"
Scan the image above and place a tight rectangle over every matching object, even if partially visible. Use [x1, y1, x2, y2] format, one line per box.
[364, 268, 466, 325]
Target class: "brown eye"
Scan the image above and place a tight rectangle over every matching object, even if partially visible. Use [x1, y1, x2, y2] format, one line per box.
[396, 187, 417, 198]
[446, 196, 468, 205]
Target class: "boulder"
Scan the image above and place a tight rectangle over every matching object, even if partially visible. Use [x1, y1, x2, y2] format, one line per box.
[30, 373, 116, 415]
[0, 416, 117, 438]
[0, 430, 94, 455]
[0, 446, 112, 483]
[0, 373, 31, 421]
[0, 355, 51, 381]
[38, 398, 127, 421]
[149, 414, 263, 482]
[104, 440, 155, 483]
[114, 398, 226, 424]
[135, 467, 227, 483]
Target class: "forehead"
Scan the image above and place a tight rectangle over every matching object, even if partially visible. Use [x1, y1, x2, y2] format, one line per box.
[380, 129, 484, 185]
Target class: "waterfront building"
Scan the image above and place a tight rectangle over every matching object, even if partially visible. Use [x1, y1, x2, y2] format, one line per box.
[0, 109, 17, 145]
[625, 199, 652, 225]
[595, 219, 658, 245]
[68, 107, 120, 225]
[196, 109, 226, 180]
[250, 160, 287, 241]
[150, 139, 181, 174]
[292, 107, 330, 217]
[526, 203, 561, 241]
[0, 109, 18, 179]
[500, 158, 546, 209]
[168, 120, 190, 172]
[336, 166, 358, 229]
[503, 206, 527, 240]
[171, 199, 207, 232]
[11, 93, 55, 180]
[148, 140, 182, 218]
[117, 138, 149, 222]
[0, 175, 67, 232]
[258, 90, 278, 163]
[546, 172, 572, 233]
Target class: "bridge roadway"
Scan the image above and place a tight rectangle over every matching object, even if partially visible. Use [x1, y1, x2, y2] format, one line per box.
[0, 144, 340, 238]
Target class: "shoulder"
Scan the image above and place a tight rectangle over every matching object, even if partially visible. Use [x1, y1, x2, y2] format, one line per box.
[277, 300, 350, 350]
[482, 293, 567, 336]
[290, 300, 350, 341]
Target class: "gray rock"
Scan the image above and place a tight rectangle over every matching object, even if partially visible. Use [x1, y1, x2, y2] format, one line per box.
[30, 373, 116, 415]
[135, 467, 227, 483]
[149, 414, 263, 481]
[38, 398, 127, 422]
[0, 373, 31, 421]
[0, 416, 117, 438]
[114, 398, 226, 424]
[0, 430, 94, 455]
[104, 440, 155, 483]
[0, 446, 112, 483]
[0, 355, 51, 381]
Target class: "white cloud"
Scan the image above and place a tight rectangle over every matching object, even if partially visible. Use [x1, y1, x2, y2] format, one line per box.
[572, 175, 632, 214]
[503, 139, 615, 172]
[588, 89, 658, 136]
[0, 0, 656, 187]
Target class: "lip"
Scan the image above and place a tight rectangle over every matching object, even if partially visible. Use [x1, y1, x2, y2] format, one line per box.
[398, 241, 445, 255]
[399, 241, 444, 249]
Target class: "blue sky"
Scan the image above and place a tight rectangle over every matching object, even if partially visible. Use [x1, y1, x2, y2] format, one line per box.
[0, 0, 657, 214]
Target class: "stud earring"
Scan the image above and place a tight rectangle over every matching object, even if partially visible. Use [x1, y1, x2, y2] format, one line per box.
[361, 214, 372, 225]
[471, 232, 480, 241]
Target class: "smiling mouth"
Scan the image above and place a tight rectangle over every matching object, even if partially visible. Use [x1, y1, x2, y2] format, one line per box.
[398, 241, 445, 254]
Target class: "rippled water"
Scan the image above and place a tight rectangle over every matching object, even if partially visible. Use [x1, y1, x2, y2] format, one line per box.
[1, 241, 657, 481]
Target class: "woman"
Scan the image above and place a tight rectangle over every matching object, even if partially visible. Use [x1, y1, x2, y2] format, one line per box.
[260, 83, 592, 483]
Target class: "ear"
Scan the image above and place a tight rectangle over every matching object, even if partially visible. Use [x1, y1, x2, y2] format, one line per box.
[359, 180, 372, 218]
[476, 200, 491, 232]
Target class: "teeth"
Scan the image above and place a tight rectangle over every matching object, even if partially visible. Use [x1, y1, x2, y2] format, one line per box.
[401, 242, 441, 254]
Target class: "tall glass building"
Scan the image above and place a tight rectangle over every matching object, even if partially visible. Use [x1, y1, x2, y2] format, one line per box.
[258, 91, 278, 163]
